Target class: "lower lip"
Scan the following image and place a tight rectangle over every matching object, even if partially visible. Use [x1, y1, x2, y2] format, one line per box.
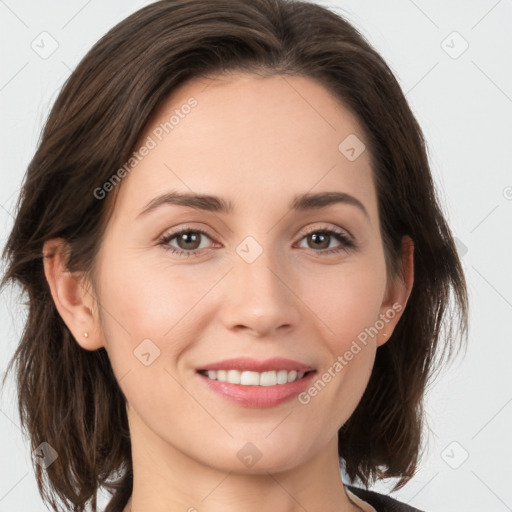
[196, 371, 316, 408]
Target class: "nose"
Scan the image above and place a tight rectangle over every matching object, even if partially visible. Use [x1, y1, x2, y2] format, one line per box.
[219, 241, 302, 338]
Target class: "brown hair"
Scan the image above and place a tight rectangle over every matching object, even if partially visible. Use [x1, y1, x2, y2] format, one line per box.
[1, 0, 468, 510]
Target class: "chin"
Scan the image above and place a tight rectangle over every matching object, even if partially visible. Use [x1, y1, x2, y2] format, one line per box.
[200, 440, 308, 475]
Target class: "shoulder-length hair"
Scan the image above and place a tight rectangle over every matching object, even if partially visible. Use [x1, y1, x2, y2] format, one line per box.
[1, 0, 468, 511]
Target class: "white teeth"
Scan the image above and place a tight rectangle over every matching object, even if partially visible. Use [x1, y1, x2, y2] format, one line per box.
[277, 369, 288, 384]
[240, 371, 259, 385]
[260, 371, 277, 386]
[202, 369, 307, 386]
[227, 369, 241, 384]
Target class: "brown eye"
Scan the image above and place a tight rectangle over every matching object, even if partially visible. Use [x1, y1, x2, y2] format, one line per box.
[158, 228, 214, 256]
[297, 228, 355, 255]
[175, 231, 202, 250]
[306, 232, 331, 250]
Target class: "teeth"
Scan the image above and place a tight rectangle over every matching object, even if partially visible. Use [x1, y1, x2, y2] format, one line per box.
[203, 369, 306, 386]
[240, 371, 260, 385]
[227, 369, 241, 384]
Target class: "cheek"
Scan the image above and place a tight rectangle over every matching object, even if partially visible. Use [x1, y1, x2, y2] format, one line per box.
[94, 253, 205, 420]
[96, 250, 221, 371]
[298, 265, 384, 431]
[299, 253, 387, 351]
[306, 253, 387, 422]
[100, 251, 201, 331]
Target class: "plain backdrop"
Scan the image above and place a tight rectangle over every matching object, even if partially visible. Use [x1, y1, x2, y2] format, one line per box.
[0, 1, 511, 511]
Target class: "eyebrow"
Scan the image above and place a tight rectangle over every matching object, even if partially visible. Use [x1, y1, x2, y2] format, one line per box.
[137, 190, 369, 219]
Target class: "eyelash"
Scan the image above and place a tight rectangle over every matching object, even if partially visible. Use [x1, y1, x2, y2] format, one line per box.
[157, 225, 355, 258]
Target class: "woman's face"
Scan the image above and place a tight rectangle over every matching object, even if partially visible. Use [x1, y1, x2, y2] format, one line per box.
[83, 73, 410, 473]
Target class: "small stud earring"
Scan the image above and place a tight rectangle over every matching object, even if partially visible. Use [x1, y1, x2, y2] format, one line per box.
[383, 333, 388, 337]
[83, 332, 89, 338]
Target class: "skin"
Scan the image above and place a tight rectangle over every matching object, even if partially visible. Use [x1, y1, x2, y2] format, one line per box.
[43, 72, 414, 512]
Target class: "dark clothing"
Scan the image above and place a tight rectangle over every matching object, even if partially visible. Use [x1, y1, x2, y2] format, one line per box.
[346, 484, 427, 512]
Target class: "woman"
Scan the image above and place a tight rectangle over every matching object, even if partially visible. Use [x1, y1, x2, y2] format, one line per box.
[1, 0, 468, 511]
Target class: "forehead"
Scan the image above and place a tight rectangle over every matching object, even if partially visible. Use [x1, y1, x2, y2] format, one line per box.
[113, 72, 375, 220]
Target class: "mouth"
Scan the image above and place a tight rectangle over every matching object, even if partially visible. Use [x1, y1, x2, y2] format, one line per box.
[195, 358, 317, 408]
[197, 368, 315, 386]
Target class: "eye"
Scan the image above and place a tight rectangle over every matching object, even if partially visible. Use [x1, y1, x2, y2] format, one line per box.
[158, 228, 215, 257]
[157, 225, 356, 258]
[296, 226, 355, 255]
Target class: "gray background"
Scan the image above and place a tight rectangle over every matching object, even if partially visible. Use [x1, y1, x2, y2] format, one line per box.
[1, 1, 511, 511]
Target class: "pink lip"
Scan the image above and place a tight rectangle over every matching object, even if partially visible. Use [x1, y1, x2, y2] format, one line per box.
[196, 370, 316, 408]
[197, 357, 313, 373]
[195, 357, 316, 408]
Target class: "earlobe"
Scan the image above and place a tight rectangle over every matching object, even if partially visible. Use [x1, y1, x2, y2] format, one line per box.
[377, 235, 414, 347]
[42, 238, 104, 351]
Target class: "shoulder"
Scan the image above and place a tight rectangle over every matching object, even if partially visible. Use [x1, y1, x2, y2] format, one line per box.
[346, 484, 428, 512]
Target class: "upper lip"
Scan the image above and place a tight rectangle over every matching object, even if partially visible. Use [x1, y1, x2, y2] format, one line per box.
[197, 357, 314, 373]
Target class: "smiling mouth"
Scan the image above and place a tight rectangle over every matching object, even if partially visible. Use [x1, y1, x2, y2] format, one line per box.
[197, 369, 315, 386]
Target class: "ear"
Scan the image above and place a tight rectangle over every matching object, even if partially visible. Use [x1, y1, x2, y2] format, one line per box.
[42, 238, 104, 351]
[377, 235, 414, 347]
